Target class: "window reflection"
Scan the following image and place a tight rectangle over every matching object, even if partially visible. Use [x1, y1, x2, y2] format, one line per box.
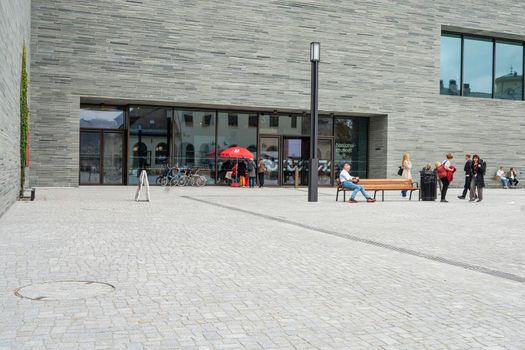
[217, 112, 257, 185]
[463, 36, 493, 98]
[334, 117, 368, 179]
[440, 34, 461, 96]
[259, 114, 310, 135]
[495, 40, 523, 100]
[128, 106, 172, 184]
[80, 107, 125, 129]
[173, 110, 216, 183]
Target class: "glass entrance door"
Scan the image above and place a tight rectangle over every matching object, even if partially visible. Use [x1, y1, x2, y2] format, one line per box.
[282, 137, 310, 186]
[259, 136, 280, 185]
[80, 131, 101, 184]
[79, 131, 124, 185]
[318, 138, 333, 186]
[103, 133, 124, 184]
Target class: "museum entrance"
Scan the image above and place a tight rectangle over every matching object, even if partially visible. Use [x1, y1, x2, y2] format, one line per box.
[79, 106, 126, 185]
[258, 135, 333, 186]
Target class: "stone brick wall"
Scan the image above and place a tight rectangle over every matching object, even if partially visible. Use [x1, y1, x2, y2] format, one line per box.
[29, 0, 525, 186]
[0, 0, 31, 217]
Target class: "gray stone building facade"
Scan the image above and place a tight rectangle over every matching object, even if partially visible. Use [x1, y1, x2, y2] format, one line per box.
[0, 0, 31, 216]
[16, 1, 525, 189]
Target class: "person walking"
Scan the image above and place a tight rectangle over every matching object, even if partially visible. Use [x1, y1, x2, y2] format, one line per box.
[469, 154, 486, 202]
[247, 159, 257, 188]
[458, 153, 472, 199]
[437, 153, 454, 202]
[400, 153, 412, 197]
[257, 157, 267, 188]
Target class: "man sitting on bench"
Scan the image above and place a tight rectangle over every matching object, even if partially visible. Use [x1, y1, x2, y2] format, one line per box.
[339, 163, 376, 203]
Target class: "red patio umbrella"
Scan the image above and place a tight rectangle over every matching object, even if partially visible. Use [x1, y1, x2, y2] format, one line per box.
[219, 147, 253, 186]
[219, 146, 253, 160]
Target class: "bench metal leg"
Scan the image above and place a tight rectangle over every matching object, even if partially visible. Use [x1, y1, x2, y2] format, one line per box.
[373, 191, 377, 200]
[409, 190, 413, 200]
[344, 190, 346, 202]
[336, 189, 339, 202]
[382, 190, 385, 202]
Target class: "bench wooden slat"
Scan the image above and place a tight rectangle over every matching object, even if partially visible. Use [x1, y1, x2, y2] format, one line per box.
[335, 178, 420, 202]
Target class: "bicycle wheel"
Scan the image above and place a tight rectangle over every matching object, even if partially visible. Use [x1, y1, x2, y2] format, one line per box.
[177, 176, 188, 186]
[195, 176, 207, 187]
[160, 176, 170, 186]
[190, 176, 201, 187]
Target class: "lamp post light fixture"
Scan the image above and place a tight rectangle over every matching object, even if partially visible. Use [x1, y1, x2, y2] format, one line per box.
[308, 42, 320, 202]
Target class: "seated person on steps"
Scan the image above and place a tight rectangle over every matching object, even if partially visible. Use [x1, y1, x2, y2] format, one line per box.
[339, 163, 376, 203]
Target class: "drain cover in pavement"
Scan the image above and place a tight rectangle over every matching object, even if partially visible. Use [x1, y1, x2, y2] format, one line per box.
[14, 280, 115, 301]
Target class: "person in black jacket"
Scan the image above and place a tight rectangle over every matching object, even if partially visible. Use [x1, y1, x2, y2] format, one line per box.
[237, 158, 247, 187]
[469, 154, 486, 202]
[458, 153, 472, 199]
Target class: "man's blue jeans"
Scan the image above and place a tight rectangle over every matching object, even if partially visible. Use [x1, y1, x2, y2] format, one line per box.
[500, 176, 509, 187]
[342, 181, 371, 199]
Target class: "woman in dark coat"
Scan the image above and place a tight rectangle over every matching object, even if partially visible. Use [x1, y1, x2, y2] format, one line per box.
[237, 158, 247, 187]
[469, 154, 486, 202]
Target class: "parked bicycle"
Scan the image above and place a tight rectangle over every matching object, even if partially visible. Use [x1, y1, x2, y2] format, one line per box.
[167, 167, 207, 187]
[156, 164, 176, 186]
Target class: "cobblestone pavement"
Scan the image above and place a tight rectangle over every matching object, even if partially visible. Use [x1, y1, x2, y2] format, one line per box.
[0, 186, 524, 350]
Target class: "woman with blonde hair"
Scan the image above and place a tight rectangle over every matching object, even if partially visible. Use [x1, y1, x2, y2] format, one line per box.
[400, 153, 412, 197]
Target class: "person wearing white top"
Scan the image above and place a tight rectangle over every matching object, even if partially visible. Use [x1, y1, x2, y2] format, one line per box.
[496, 167, 509, 188]
[339, 163, 375, 203]
[400, 153, 412, 197]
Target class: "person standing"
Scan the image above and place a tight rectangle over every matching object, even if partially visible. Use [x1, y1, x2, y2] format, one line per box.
[237, 158, 247, 187]
[458, 153, 472, 199]
[469, 154, 486, 202]
[247, 159, 256, 188]
[437, 153, 454, 202]
[257, 157, 267, 188]
[400, 153, 412, 197]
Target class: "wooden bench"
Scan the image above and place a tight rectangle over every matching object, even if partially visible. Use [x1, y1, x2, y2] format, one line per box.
[336, 178, 419, 202]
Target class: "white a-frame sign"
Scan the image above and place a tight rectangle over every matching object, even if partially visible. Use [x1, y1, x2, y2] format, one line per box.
[134, 170, 151, 202]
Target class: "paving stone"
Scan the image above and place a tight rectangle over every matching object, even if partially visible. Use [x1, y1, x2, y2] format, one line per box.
[0, 187, 524, 349]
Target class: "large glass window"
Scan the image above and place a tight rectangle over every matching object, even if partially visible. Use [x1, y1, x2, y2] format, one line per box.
[334, 117, 368, 179]
[463, 36, 493, 98]
[217, 112, 257, 184]
[495, 40, 524, 100]
[440, 34, 461, 96]
[128, 106, 172, 184]
[173, 109, 216, 183]
[440, 32, 525, 101]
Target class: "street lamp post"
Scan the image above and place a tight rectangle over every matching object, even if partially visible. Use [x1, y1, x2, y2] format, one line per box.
[308, 42, 320, 202]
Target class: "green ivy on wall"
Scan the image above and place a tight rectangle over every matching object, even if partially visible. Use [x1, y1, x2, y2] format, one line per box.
[20, 45, 29, 195]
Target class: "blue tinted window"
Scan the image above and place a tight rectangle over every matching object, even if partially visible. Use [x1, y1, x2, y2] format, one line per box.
[440, 34, 461, 95]
[495, 40, 523, 100]
[463, 36, 493, 98]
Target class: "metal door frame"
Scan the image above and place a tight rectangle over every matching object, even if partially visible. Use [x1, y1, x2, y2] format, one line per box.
[257, 134, 282, 186]
[79, 128, 126, 185]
